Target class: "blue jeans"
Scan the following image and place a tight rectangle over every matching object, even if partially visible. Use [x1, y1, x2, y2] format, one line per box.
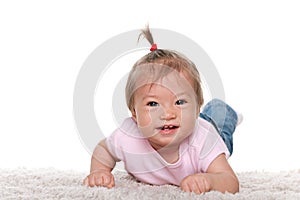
[200, 99, 238, 156]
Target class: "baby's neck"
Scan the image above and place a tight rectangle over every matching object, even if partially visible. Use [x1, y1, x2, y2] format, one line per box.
[157, 146, 179, 164]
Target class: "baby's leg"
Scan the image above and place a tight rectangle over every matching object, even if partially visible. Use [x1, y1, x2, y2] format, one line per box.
[200, 99, 238, 156]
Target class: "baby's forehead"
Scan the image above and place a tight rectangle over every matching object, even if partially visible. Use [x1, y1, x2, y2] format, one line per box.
[142, 83, 193, 96]
[135, 64, 192, 82]
[158, 72, 193, 88]
[138, 70, 189, 84]
[136, 73, 195, 96]
[131, 64, 197, 96]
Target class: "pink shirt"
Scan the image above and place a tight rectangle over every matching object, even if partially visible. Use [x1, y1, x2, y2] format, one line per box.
[106, 117, 229, 186]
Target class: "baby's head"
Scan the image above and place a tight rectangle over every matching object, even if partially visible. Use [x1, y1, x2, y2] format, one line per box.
[126, 27, 204, 115]
[125, 26, 205, 149]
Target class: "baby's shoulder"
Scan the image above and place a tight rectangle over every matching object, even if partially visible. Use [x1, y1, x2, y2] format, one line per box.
[108, 117, 145, 143]
[107, 117, 151, 153]
[188, 118, 220, 148]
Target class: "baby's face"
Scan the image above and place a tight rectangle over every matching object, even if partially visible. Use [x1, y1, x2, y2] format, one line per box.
[131, 71, 199, 150]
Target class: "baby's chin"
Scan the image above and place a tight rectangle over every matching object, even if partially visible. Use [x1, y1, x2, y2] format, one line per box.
[147, 136, 182, 149]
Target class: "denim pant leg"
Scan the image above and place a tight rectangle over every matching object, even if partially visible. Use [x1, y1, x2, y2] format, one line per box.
[199, 99, 238, 156]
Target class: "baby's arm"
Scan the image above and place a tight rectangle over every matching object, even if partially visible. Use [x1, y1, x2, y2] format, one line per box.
[180, 154, 239, 194]
[83, 139, 117, 188]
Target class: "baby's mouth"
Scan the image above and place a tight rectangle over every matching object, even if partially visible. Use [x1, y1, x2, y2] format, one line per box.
[156, 125, 179, 135]
[159, 125, 179, 130]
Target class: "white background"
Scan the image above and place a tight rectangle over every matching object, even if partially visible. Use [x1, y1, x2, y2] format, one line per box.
[1, 0, 300, 173]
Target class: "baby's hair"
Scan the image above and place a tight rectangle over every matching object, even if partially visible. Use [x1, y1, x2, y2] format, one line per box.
[126, 25, 204, 112]
[138, 24, 155, 46]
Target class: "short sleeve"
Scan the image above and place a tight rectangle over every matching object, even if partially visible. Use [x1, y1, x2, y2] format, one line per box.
[105, 130, 122, 162]
[198, 121, 230, 172]
[105, 117, 146, 162]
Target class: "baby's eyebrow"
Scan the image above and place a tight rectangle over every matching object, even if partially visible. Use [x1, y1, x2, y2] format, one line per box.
[175, 92, 188, 97]
[172, 92, 194, 99]
[142, 94, 159, 100]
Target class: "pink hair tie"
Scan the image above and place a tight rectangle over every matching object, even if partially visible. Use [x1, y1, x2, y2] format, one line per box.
[150, 43, 157, 51]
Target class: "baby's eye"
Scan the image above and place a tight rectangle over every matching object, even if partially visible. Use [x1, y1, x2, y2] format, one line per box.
[147, 101, 159, 107]
[176, 99, 187, 105]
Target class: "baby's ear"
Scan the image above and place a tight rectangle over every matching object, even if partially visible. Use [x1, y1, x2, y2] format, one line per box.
[196, 106, 201, 118]
[130, 109, 137, 122]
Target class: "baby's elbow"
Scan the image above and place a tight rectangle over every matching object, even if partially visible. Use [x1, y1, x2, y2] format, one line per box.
[230, 176, 240, 194]
[236, 178, 240, 193]
[222, 172, 239, 194]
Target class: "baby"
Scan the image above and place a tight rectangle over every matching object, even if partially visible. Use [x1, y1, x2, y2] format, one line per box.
[84, 26, 240, 194]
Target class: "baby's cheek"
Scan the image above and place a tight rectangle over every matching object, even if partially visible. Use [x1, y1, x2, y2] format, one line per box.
[138, 107, 163, 127]
[136, 111, 153, 128]
[181, 109, 198, 129]
[136, 115, 154, 139]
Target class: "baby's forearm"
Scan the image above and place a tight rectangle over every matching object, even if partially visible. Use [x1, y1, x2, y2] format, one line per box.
[84, 140, 116, 188]
[90, 140, 116, 172]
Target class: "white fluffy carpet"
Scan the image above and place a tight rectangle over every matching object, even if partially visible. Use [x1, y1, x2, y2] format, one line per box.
[1, 168, 300, 200]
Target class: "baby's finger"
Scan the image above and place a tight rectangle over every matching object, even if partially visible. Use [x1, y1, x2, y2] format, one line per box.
[102, 175, 115, 188]
[95, 175, 104, 186]
[83, 177, 89, 186]
[103, 175, 110, 185]
[193, 186, 201, 194]
[106, 176, 115, 188]
[88, 175, 96, 187]
[204, 179, 210, 192]
[180, 181, 191, 192]
[189, 180, 201, 194]
[195, 179, 205, 194]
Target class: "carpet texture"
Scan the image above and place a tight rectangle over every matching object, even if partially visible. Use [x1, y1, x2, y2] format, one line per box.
[1, 168, 300, 200]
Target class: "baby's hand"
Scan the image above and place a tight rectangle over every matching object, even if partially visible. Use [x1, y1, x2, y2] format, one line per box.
[83, 170, 115, 188]
[180, 173, 212, 194]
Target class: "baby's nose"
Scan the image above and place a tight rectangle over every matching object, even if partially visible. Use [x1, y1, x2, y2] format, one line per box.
[160, 107, 176, 120]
